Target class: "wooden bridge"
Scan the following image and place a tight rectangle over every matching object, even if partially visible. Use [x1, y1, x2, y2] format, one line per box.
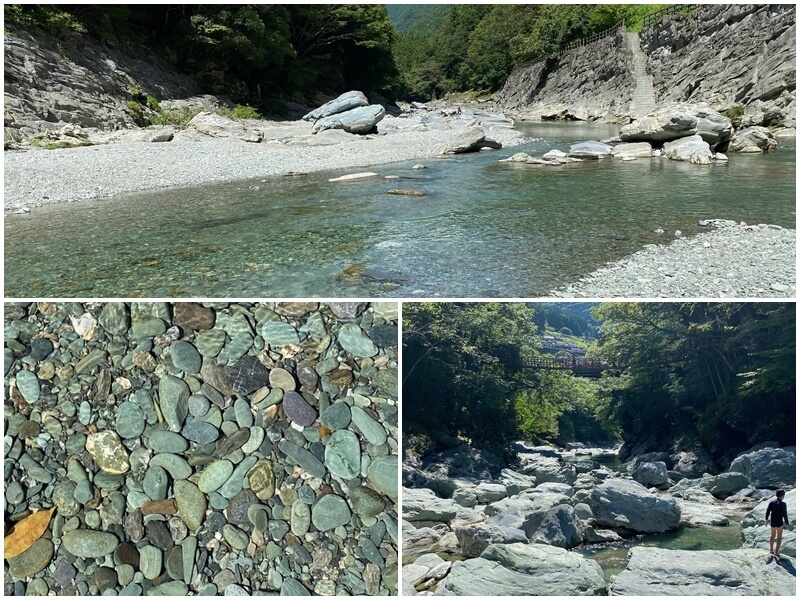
[517, 356, 626, 378]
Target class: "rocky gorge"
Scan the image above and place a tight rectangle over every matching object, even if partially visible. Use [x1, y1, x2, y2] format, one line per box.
[401, 442, 796, 596]
[4, 301, 399, 595]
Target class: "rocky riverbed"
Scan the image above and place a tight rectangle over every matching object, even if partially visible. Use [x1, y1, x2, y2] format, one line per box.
[3, 108, 524, 212]
[550, 219, 797, 298]
[401, 442, 796, 595]
[4, 301, 398, 595]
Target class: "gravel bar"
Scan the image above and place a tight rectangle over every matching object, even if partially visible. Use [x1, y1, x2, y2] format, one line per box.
[4, 123, 525, 211]
[551, 220, 796, 298]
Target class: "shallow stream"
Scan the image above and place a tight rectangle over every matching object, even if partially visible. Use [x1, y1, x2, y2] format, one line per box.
[4, 123, 795, 297]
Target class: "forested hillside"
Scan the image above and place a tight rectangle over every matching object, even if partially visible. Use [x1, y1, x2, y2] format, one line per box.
[392, 4, 672, 98]
[403, 303, 795, 461]
[4, 5, 397, 108]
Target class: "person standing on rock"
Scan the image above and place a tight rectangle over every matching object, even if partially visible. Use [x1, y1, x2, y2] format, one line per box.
[765, 489, 790, 559]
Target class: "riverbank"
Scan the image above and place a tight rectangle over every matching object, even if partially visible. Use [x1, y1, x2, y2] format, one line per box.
[3, 115, 525, 212]
[550, 220, 796, 298]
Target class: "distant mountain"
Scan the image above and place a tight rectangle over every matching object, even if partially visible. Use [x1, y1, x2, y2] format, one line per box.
[529, 302, 600, 339]
[387, 4, 451, 35]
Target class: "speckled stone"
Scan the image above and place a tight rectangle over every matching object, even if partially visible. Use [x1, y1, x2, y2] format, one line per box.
[290, 500, 311, 537]
[175, 480, 206, 531]
[86, 431, 130, 474]
[188, 394, 210, 417]
[311, 494, 351, 531]
[228, 355, 270, 395]
[328, 302, 367, 319]
[283, 392, 317, 426]
[61, 530, 119, 558]
[7, 538, 53, 578]
[247, 459, 276, 500]
[350, 486, 386, 517]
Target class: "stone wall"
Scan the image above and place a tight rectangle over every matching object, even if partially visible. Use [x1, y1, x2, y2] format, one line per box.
[495, 4, 796, 126]
[4, 28, 199, 138]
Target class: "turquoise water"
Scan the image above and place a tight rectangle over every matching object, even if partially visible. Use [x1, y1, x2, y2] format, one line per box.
[578, 522, 744, 581]
[4, 123, 795, 297]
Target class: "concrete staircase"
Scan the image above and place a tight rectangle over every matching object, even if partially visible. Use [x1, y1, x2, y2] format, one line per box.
[624, 31, 657, 117]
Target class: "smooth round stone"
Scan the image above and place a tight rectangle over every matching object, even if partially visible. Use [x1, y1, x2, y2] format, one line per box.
[188, 394, 210, 417]
[93, 566, 118, 591]
[195, 329, 226, 358]
[148, 431, 189, 454]
[30, 337, 55, 361]
[117, 564, 135, 587]
[42, 414, 62, 437]
[228, 355, 269, 395]
[66, 433, 87, 455]
[324, 430, 361, 479]
[7, 538, 53, 578]
[261, 321, 300, 347]
[78, 400, 93, 425]
[85, 510, 101, 529]
[139, 544, 162, 580]
[182, 421, 219, 444]
[174, 480, 206, 531]
[350, 406, 387, 446]
[283, 392, 317, 427]
[221, 524, 249, 550]
[159, 375, 190, 432]
[337, 323, 378, 358]
[17, 419, 40, 439]
[150, 581, 188, 595]
[149, 454, 192, 480]
[296, 362, 319, 388]
[298, 485, 316, 505]
[224, 584, 249, 596]
[233, 398, 254, 428]
[61, 530, 119, 558]
[119, 583, 142, 596]
[290, 500, 311, 537]
[53, 481, 80, 517]
[86, 431, 130, 474]
[368, 324, 397, 348]
[74, 479, 94, 504]
[240, 426, 264, 455]
[170, 341, 202, 374]
[311, 495, 351, 532]
[226, 489, 258, 525]
[320, 402, 351, 430]
[116, 402, 145, 439]
[143, 465, 169, 501]
[248, 505, 270, 532]
[198, 460, 234, 494]
[115, 542, 140, 568]
[268, 519, 289, 541]
[15, 369, 41, 403]
[281, 578, 311, 596]
[366, 454, 398, 499]
[219, 456, 257, 499]
[268, 368, 296, 391]
[6, 481, 24, 505]
[131, 315, 166, 339]
[165, 546, 184, 581]
[96, 472, 125, 491]
[208, 492, 228, 510]
[27, 578, 49, 595]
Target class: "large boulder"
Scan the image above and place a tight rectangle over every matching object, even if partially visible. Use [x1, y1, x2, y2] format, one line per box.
[500, 468, 536, 492]
[670, 447, 718, 477]
[484, 492, 571, 539]
[663, 135, 713, 164]
[403, 487, 460, 523]
[436, 126, 502, 155]
[403, 520, 459, 562]
[632, 461, 669, 487]
[311, 104, 385, 135]
[619, 104, 733, 148]
[455, 515, 528, 558]
[519, 455, 577, 485]
[741, 489, 796, 557]
[302, 91, 368, 122]
[422, 444, 504, 480]
[529, 504, 584, 548]
[705, 472, 750, 499]
[184, 112, 262, 143]
[590, 479, 680, 533]
[434, 543, 606, 596]
[568, 141, 612, 159]
[729, 446, 796, 489]
[475, 482, 507, 503]
[729, 126, 778, 153]
[609, 547, 796, 596]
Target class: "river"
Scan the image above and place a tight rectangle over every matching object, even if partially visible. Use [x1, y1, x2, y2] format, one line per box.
[4, 123, 795, 297]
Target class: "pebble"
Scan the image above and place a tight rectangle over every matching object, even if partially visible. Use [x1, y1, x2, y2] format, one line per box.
[228, 355, 270, 395]
[261, 321, 300, 347]
[337, 323, 379, 357]
[277, 440, 326, 478]
[149, 453, 192, 480]
[182, 420, 219, 444]
[158, 375, 190, 432]
[328, 302, 367, 319]
[61, 529, 119, 558]
[86, 430, 130, 474]
[290, 500, 311, 537]
[268, 367, 296, 391]
[174, 479, 206, 531]
[324, 429, 362, 479]
[222, 524, 249, 550]
[116, 401, 145, 439]
[311, 494, 352, 531]
[171, 340, 203, 373]
[7, 538, 54, 578]
[350, 486, 385, 517]
[148, 430, 190, 454]
[247, 459, 276, 500]
[188, 393, 210, 416]
[30, 337, 54, 361]
[351, 405, 388, 445]
[198, 459, 235, 493]
[195, 329, 226, 357]
[15, 369, 40, 403]
[143, 465, 169, 500]
[98, 302, 129, 334]
[367, 454, 398, 499]
[174, 303, 216, 331]
[139, 544, 163, 580]
[283, 391, 317, 426]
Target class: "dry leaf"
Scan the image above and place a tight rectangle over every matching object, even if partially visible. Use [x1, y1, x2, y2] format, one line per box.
[4, 507, 55, 558]
[319, 424, 333, 440]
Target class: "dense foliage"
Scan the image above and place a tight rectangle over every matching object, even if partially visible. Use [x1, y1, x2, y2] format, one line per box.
[403, 303, 611, 455]
[403, 302, 795, 460]
[593, 303, 796, 453]
[393, 4, 674, 99]
[4, 4, 397, 109]
[531, 303, 599, 339]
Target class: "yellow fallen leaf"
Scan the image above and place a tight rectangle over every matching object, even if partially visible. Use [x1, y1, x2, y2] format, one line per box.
[4, 507, 56, 558]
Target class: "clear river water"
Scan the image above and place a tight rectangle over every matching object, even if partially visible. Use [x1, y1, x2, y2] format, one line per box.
[4, 123, 795, 298]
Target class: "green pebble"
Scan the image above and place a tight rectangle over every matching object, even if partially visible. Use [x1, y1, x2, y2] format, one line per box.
[311, 494, 351, 532]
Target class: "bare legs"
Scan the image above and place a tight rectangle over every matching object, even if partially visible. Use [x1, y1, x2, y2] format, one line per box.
[770, 526, 784, 558]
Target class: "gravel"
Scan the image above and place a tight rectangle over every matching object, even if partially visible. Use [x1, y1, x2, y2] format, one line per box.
[551, 220, 796, 298]
[3, 117, 526, 211]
